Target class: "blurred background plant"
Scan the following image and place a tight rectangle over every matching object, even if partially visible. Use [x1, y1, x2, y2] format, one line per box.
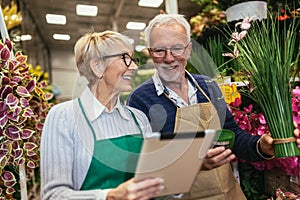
[1, 1, 23, 52]
[2, 1, 22, 31]
[190, 0, 226, 37]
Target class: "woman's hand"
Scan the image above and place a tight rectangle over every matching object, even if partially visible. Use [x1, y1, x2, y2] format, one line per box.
[107, 177, 165, 200]
[201, 146, 236, 170]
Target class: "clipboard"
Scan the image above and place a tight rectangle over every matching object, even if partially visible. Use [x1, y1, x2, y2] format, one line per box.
[134, 129, 216, 197]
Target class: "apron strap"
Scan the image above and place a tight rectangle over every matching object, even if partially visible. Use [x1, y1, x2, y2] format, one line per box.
[78, 98, 97, 140]
[127, 109, 143, 135]
[186, 73, 212, 103]
[163, 74, 212, 107]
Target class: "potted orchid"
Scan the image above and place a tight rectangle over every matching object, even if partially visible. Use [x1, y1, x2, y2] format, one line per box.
[0, 39, 54, 199]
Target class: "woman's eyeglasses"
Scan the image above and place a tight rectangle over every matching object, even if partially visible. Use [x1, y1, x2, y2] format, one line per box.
[148, 42, 190, 58]
[103, 53, 139, 67]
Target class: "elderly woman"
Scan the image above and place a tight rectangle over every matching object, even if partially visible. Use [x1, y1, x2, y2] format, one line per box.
[40, 31, 164, 200]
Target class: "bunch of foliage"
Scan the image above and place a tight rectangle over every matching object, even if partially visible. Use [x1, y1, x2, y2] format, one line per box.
[0, 39, 54, 199]
[190, 0, 226, 37]
[224, 86, 300, 198]
[223, 9, 300, 157]
[229, 94, 300, 176]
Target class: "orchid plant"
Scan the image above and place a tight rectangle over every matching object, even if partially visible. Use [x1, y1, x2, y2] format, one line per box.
[222, 11, 300, 158]
[0, 39, 54, 199]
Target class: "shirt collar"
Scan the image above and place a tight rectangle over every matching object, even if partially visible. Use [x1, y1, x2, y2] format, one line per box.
[79, 87, 130, 122]
[152, 70, 198, 96]
[152, 70, 165, 96]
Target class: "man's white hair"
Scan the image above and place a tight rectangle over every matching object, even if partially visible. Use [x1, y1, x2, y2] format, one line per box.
[144, 14, 191, 47]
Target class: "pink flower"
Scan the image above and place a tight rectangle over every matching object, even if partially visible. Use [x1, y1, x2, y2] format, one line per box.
[222, 45, 239, 58]
[258, 113, 266, 124]
[228, 31, 248, 45]
[235, 16, 254, 30]
[243, 104, 253, 114]
[257, 125, 268, 136]
[230, 97, 242, 107]
[251, 161, 265, 170]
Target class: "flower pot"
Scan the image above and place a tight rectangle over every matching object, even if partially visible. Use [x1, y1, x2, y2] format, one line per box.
[213, 129, 235, 149]
[225, 1, 267, 22]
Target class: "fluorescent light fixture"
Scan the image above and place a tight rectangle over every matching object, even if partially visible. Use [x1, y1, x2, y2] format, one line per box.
[76, 4, 98, 16]
[53, 34, 71, 41]
[138, 0, 163, 8]
[126, 22, 146, 30]
[21, 34, 32, 41]
[128, 38, 135, 44]
[13, 36, 21, 42]
[135, 45, 146, 52]
[46, 14, 66, 25]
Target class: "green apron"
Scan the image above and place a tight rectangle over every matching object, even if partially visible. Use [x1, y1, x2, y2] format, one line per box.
[78, 98, 143, 190]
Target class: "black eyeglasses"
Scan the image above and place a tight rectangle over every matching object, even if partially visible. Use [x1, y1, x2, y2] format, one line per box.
[148, 42, 190, 58]
[103, 53, 139, 67]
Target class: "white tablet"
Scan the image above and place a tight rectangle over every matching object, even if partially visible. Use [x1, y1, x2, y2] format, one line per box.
[134, 129, 216, 197]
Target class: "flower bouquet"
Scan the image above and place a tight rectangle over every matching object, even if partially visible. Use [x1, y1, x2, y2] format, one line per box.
[223, 13, 300, 158]
[225, 86, 300, 198]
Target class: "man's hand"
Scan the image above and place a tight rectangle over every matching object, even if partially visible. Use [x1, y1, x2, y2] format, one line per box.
[259, 126, 300, 158]
[258, 134, 274, 156]
[201, 146, 236, 170]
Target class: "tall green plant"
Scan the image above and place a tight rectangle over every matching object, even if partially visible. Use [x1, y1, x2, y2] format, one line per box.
[230, 16, 300, 157]
[206, 36, 226, 73]
[205, 35, 241, 77]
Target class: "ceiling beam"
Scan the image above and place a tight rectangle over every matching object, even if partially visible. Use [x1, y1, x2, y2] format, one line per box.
[165, 0, 178, 14]
[109, 0, 125, 32]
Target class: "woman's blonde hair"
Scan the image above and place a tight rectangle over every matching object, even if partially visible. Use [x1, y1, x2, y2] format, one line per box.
[74, 31, 132, 86]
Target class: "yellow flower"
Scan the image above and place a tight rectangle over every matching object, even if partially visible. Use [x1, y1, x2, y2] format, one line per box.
[219, 84, 241, 104]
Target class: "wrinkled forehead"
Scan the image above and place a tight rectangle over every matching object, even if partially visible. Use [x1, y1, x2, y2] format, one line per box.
[149, 24, 189, 47]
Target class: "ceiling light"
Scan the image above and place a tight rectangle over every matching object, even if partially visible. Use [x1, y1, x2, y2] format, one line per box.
[21, 34, 32, 41]
[128, 38, 135, 44]
[76, 4, 98, 16]
[126, 22, 146, 30]
[135, 45, 146, 52]
[46, 14, 66, 25]
[53, 34, 71, 41]
[138, 0, 163, 8]
[13, 36, 21, 42]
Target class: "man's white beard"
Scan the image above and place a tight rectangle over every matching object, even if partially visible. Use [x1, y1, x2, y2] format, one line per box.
[156, 64, 182, 82]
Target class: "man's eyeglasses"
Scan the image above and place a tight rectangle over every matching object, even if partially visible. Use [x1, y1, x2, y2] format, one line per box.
[103, 53, 139, 67]
[148, 43, 190, 58]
